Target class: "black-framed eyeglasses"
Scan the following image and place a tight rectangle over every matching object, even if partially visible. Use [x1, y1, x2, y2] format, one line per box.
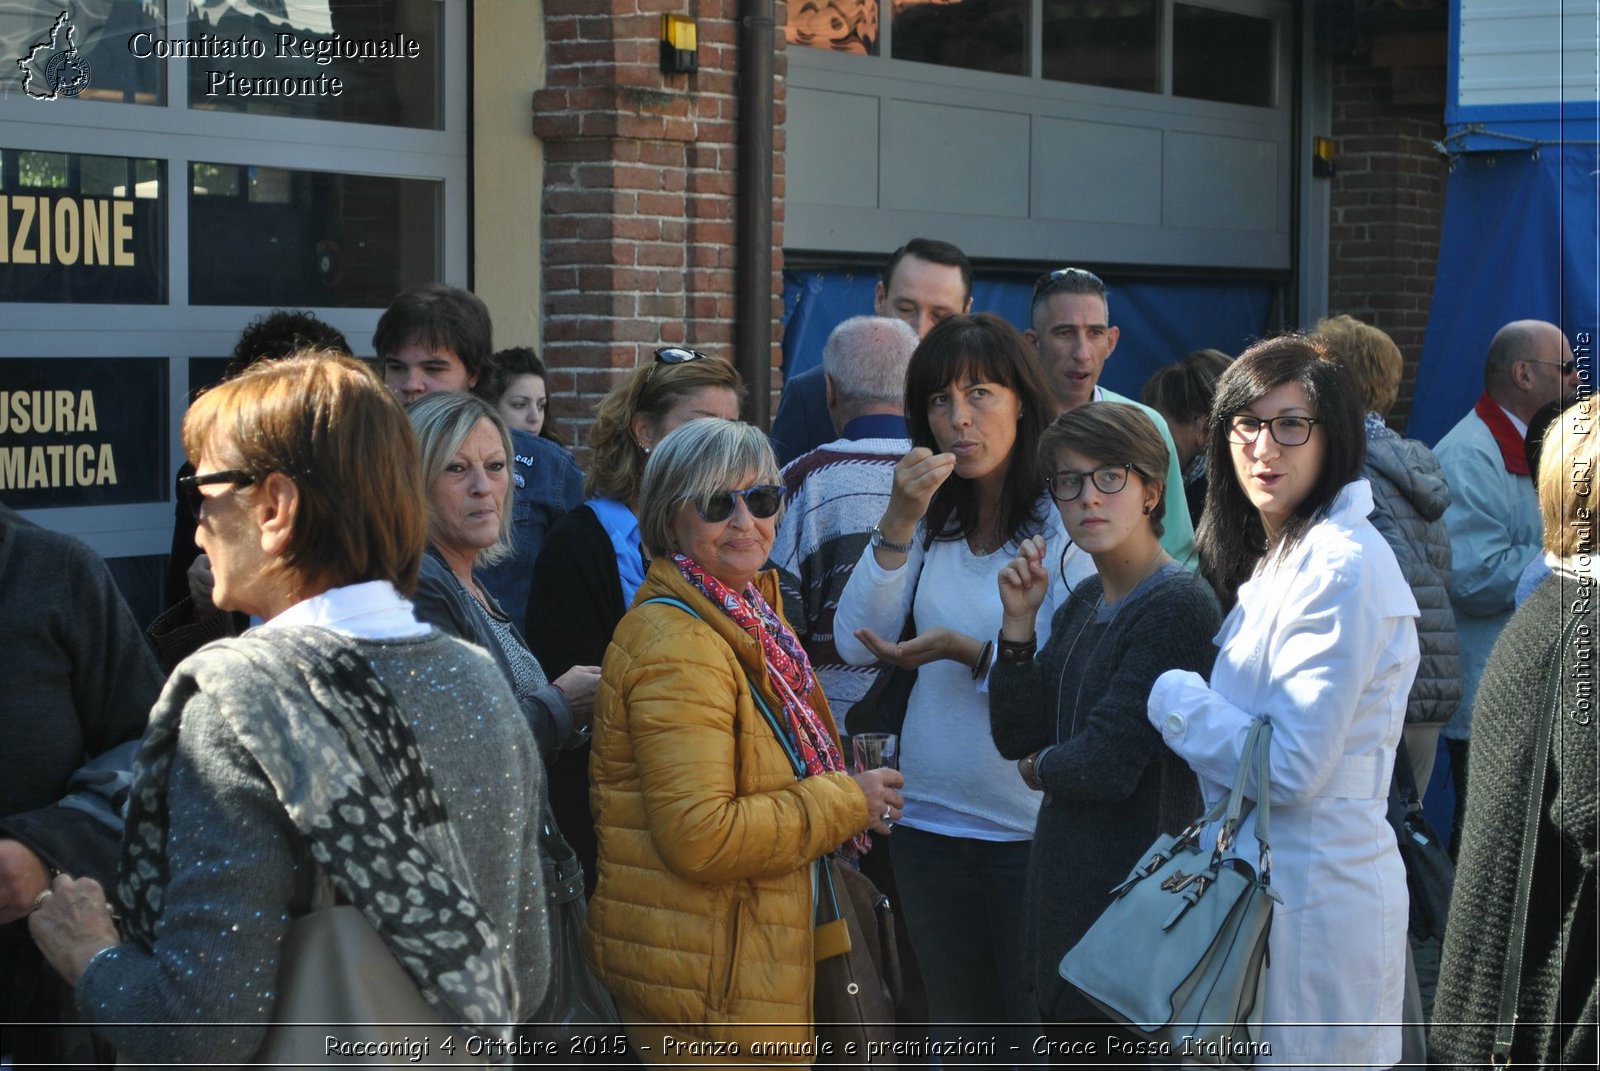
[1526, 358, 1577, 376]
[1031, 266, 1107, 306]
[178, 469, 258, 520]
[694, 484, 784, 523]
[1226, 414, 1322, 447]
[1045, 464, 1135, 503]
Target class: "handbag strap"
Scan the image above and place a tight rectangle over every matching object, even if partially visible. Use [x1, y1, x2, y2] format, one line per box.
[639, 596, 806, 774]
[1491, 611, 1582, 1066]
[1211, 718, 1273, 879]
[1391, 734, 1423, 812]
[641, 596, 852, 927]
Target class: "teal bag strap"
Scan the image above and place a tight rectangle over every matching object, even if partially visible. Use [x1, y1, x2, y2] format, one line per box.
[638, 596, 844, 923]
[637, 596, 805, 775]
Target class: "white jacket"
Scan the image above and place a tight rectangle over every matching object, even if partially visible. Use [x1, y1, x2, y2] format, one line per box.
[1148, 480, 1420, 1069]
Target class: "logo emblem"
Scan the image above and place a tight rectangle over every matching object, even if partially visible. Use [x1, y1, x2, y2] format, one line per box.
[18, 11, 92, 100]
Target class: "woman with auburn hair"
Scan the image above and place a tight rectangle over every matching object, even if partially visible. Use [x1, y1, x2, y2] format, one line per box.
[29, 353, 551, 1064]
[525, 348, 742, 887]
[834, 312, 1078, 1038]
[989, 402, 1217, 1037]
[1147, 335, 1419, 1067]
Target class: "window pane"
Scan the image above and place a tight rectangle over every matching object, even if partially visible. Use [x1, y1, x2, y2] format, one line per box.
[787, 0, 880, 55]
[186, 0, 442, 129]
[1172, 4, 1275, 107]
[892, 0, 1029, 76]
[1, 149, 167, 304]
[0, 0, 165, 105]
[1041, 0, 1159, 93]
[0, 356, 169, 508]
[189, 163, 440, 307]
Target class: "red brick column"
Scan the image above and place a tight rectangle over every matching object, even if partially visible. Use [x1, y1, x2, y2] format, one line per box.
[1326, 60, 1447, 428]
[532, 1, 788, 457]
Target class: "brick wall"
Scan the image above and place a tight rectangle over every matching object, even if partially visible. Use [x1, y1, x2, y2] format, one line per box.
[532, 1, 788, 459]
[1326, 60, 1447, 429]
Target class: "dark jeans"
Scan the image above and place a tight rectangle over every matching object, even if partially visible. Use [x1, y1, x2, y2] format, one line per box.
[890, 826, 1038, 1060]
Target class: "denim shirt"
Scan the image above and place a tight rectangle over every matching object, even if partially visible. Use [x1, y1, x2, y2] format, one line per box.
[477, 427, 584, 633]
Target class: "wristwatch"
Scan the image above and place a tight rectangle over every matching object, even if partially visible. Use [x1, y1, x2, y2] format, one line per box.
[869, 524, 913, 555]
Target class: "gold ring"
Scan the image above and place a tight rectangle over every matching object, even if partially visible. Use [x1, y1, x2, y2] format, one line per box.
[30, 888, 53, 913]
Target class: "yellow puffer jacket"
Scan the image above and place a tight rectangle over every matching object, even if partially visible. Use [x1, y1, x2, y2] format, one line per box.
[584, 559, 869, 1055]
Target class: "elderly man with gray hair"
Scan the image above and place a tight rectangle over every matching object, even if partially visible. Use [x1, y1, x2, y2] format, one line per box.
[772, 315, 920, 714]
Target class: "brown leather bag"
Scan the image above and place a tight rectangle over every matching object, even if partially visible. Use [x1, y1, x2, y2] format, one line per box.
[813, 856, 900, 1065]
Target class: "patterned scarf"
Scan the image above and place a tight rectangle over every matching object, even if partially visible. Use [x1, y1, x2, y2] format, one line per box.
[118, 627, 516, 1044]
[673, 554, 871, 857]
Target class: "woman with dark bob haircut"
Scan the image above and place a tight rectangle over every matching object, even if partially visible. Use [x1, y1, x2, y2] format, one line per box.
[29, 353, 551, 1063]
[1146, 335, 1420, 1068]
[835, 312, 1081, 1038]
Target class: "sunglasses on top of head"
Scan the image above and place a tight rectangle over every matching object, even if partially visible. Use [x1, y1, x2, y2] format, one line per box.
[693, 484, 784, 523]
[1031, 266, 1107, 305]
[647, 347, 712, 382]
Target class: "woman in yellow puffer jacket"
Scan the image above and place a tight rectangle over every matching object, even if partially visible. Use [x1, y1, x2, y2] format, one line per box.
[584, 418, 904, 1065]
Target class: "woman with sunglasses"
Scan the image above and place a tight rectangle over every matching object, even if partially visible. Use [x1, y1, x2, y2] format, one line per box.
[585, 418, 902, 1060]
[987, 403, 1218, 1041]
[408, 392, 601, 756]
[833, 312, 1076, 1041]
[525, 348, 741, 890]
[1146, 336, 1419, 1068]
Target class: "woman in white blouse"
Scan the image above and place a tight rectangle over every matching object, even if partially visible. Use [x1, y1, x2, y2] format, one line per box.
[1147, 335, 1420, 1068]
[834, 313, 1080, 1038]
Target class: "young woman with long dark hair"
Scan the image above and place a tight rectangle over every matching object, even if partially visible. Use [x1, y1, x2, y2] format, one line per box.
[1147, 335, 1420, 1068]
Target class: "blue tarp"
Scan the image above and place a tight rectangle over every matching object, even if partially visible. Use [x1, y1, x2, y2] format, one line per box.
[782, 270, 1277, 399]
[1409, 145, 1600, 445]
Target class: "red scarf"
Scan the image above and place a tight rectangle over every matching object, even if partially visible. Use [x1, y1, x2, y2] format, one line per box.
[1475, 392, 1530, 476]
[673, 554, 871, 858]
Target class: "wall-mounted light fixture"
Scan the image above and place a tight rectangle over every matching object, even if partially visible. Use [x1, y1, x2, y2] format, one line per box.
[661, 14, 698, 74]
[1313, 136, 1337, 178]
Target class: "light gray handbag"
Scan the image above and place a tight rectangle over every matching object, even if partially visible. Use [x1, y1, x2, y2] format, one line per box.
[252, 879, 487, 1069]
[1059, 718, 1280, 1067]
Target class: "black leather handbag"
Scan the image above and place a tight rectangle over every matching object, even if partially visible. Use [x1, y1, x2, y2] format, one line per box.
[1386, 737, 1455, 941]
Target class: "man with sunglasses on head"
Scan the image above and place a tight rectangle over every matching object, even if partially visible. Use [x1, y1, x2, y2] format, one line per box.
[375, 284, 584, 630]
[1023, 266, 1196, 565]
[1433, 318, 1577, 854]
[771, 238, 972, 465]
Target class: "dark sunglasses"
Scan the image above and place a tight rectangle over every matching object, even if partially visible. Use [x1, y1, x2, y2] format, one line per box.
[694, 484, 784, 523]
[1031, 266, 1107, 305]
[647, 347, 712, 383]
[1527, 358, 1577, 376]
[178, 469, 257, 520]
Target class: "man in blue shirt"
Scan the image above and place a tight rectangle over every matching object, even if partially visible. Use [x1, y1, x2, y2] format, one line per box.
[376, 284, 583, 629]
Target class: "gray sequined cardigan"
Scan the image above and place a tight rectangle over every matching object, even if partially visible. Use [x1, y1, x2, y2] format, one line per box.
[75, 629, 551, 1067]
